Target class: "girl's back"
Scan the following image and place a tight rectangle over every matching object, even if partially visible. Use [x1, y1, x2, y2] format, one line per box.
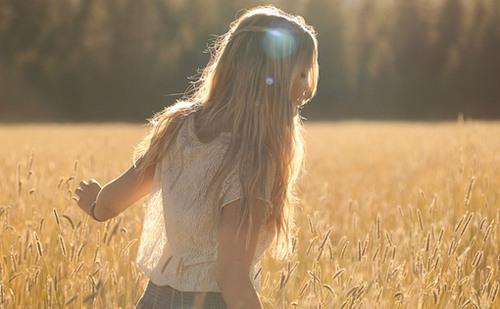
[136, 112, 276, 294]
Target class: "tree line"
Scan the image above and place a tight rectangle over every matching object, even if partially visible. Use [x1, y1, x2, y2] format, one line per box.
[0, 0, 499, 121]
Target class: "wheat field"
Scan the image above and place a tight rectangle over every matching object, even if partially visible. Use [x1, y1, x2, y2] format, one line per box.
[0, 120, 499, 308]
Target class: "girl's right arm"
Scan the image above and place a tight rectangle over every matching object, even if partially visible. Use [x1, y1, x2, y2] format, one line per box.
[215, 199, 268, 309]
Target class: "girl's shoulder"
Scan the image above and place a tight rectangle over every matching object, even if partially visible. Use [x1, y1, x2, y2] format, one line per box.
[182, 112, 231, 148]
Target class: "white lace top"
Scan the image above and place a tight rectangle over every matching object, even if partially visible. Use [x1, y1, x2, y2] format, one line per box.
[135, 112, 276, 293]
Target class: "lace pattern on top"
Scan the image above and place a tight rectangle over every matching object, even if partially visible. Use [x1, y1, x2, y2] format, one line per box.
[135, 113, 276, 292]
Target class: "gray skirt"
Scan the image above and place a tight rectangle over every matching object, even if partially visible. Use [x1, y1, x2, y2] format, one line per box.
[135, 279, 228, 309]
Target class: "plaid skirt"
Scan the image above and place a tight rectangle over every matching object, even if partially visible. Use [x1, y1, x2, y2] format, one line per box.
[135, 279, 228, 309]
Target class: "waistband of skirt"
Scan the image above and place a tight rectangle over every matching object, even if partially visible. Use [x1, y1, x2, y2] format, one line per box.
[147, 280, 223, 295]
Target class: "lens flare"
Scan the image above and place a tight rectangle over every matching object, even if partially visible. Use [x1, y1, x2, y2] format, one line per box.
[265, 76, 274, 85]
[262, 27, 297, 59]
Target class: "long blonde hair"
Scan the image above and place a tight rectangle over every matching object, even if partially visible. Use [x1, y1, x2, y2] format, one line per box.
[133, 5, 319, 261]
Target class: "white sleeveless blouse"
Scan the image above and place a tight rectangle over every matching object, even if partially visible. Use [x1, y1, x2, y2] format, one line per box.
[135, 112, 276, 293]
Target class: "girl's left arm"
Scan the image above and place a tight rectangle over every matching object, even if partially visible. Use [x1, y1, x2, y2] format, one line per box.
[74, 157, 156, 222]
[97, 159, 156, 221]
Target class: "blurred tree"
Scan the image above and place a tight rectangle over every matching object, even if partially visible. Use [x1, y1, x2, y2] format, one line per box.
[0, 0, 499, 121]
[302, 0, 347, 119]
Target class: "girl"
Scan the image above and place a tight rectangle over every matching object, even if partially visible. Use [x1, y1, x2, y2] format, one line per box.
[74, 5, 318, 308]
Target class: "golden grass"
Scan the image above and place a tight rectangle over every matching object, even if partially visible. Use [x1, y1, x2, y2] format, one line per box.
[0, 120, 498, 308]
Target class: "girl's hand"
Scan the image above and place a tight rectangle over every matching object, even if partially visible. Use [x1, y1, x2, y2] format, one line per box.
[74, 179, 102, 217]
